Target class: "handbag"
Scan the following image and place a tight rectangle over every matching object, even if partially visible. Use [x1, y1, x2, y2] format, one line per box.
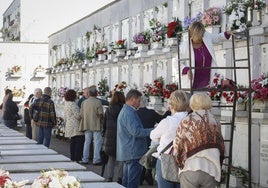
[32, 101, 44, 122]
[139, 145, 158, 169]
[160, 141, 179, 182]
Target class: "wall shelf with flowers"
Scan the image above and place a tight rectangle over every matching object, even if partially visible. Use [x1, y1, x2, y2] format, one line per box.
[31, 65, 47, 80]
[5, 65, 22, 80]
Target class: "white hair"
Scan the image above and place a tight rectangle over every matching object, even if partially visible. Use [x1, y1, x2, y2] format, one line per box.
[34, 88, 42, 95]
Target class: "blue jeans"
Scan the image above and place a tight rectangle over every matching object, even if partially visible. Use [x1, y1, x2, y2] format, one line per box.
[82, 130, 103, 164]
[122, 159, 143, 188]
[37, 126, 52, 147]
[156, 158, 180, 188]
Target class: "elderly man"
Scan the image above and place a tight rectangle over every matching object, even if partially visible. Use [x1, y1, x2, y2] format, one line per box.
[29, 88, 42, 141]
[79, 85, 104, 165]
[29, 87, 56, 147]
[117, 89, 153, 188]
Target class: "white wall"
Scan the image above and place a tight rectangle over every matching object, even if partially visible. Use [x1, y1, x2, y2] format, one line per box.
[0, 42, 48, 104]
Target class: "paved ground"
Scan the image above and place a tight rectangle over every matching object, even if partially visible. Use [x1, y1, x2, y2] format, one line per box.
[16, 125, 157, 188]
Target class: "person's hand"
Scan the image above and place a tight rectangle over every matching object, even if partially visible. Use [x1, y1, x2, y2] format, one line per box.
[227, 30, 237, 36]
[187, 70, 192, 80]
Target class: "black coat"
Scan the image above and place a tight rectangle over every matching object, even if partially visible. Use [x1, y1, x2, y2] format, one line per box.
[103, 103, 123, 157]
[3, 99, 18, 120]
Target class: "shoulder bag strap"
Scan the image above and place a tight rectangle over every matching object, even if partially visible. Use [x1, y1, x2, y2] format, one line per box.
[160, 141, 173, 154]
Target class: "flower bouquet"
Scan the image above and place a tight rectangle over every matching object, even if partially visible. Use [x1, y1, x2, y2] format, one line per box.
[133, 30, 151, 44]
[223, 0, 248, 30]
[72, 49, 85, 63]
[251, 73, 268, 102]
[166, 17, 183, 38]
[163, 83, 178, 99]
[149, 18, 166, 42]
[111, 39, 126, 49]
[31, 169, 80, 188]
[144, 77, 164, 97]
[0, 170, 28, 188]
[183, 12, 203, 30]
[58, 87, 68, 98]
[97, 78, 109, 97]
[201, 7, 221, 27]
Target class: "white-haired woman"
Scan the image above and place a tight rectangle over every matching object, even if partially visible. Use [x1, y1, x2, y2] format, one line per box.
[173, 93, 225, 188]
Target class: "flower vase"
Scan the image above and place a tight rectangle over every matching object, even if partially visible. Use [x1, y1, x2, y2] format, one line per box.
[98, 54, 107, 61]
[252, 100, 268, 112]
[115, 49, 126, 57]
[137, 44, 149, 52]
[166, 38, 178, 47]
[135, 44, 148, 58]
[149, 96, 163, 112]
[151, 41, 163, 50]
[205, 25, 221, 34]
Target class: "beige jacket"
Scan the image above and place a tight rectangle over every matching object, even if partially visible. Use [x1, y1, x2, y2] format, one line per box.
[79, 97, 104, 132]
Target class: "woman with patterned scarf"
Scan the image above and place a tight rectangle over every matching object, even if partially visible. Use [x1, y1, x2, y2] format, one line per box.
[173, 93, 225, 188]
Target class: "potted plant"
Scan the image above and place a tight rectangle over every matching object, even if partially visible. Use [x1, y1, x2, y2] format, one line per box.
[72, 49, 85, 64]
[96, 42, 108, 61]
[149, 18, 166, 49]
[110, 39, 126, 57]
[133, 30, 151, 51]
[97, 78, 110, 99]
[166, 17, 183, 46]
[201, 7, 222, 34]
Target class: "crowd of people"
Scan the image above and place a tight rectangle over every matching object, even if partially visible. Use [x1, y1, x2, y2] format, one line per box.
[0, 21, 232, 188]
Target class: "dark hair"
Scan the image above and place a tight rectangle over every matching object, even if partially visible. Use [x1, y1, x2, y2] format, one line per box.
[110, 91, 125, 106]
[64, 89, 77, 102]
[28, 94, 34, 101]
[125, 89, 142, 101]
[5, 89, 12, 95]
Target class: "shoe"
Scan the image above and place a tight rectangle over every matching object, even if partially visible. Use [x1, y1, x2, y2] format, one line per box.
[78, 161, 88, 164]
[93, 162, 102, 166]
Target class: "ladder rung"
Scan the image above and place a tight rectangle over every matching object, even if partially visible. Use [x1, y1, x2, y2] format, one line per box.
[178, 58, 189, 61]
[234, 58, 249, 62]
[189, 67, 249, 70]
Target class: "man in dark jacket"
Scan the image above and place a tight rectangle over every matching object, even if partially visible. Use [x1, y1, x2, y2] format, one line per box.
[29, 87, 56, 147]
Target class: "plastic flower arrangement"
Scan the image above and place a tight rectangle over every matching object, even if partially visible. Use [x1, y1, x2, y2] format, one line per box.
[86, 46, 97, 60]
[208, 73, 224, 100]
[166, 17, 183, 38]
[201, 7, 221, 27]
[96, 42, 108, 54]
[144, 77, 164, 97]
[71, 49, 85, 63]
[53, 117, 65, 137]
[133, 30, 151, 44]
[251, 73, 268, 102]
[113, 81, 127, 92]
[222, 90, 248, 104]
[149, 18, 166, 42]
[34, 65, 46, 73]
[31, 169, 80, 188]
[223, 0, 248, 30]
[110, 39, 126, 49]
[183, 12, 203, 30]
[163, 82, 178, 99]
[9, 65, 21, 74]
[97, 78, 110, 96]
[0, 170, 28, 188]
[58, 87, 68, 98]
